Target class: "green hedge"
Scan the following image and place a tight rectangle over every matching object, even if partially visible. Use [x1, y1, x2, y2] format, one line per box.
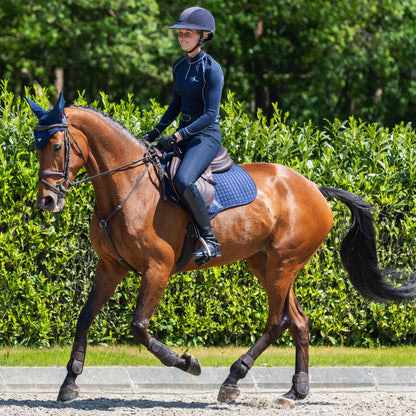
[1, 81, 415, 348]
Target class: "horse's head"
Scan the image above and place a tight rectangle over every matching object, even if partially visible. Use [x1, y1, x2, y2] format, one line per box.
[26, 93, 87, 212]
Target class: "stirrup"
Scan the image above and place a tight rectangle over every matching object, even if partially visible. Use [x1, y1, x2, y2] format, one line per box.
[192, 237, 221, 266]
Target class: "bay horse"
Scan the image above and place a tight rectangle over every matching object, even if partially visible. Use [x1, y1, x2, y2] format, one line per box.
[28, 97, 416, 405]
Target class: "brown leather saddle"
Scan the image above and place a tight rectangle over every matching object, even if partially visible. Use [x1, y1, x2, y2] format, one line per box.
[162, 146, 234, 272]
[166, 146, 234, 206]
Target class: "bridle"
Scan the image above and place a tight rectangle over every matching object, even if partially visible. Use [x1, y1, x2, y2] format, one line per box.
[34, 121, 161, 198]
[35, 121, 86, 198]
[35, 120, 163, 275]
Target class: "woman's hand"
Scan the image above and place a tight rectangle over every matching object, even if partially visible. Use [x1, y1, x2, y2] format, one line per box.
[156, 134, 177, 152]
[141, 128, 160, 141]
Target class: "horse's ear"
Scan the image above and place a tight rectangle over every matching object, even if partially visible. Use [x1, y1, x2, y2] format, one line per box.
[57, 91, 65, 111]
[25, 93, 66, 122]
[25, 96, 47, 120]
[49, 92, 66, 120]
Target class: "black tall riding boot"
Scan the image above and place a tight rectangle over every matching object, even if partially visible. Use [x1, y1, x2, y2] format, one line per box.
[181, 183, 221, 266]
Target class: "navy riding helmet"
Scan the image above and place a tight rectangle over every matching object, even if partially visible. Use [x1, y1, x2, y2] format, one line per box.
[169, 7, 215, 43]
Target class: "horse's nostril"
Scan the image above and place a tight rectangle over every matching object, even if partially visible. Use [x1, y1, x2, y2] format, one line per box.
[37, 194, 66, 212]
[44, 196, 54, 207]
[40, 196, 54, 208]
[37, 195, 57, 211]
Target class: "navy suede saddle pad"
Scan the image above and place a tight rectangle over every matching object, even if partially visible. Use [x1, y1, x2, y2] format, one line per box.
[161, 159, 257, 219]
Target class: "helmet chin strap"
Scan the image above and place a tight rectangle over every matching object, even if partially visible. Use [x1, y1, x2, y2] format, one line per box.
[186, 32, 205, 55]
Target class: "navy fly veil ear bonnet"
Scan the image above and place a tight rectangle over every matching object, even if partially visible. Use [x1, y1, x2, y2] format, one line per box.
[25, 92, 67, 149]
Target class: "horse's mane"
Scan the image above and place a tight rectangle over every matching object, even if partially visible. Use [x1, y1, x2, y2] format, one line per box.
[69, 105, 142, 146]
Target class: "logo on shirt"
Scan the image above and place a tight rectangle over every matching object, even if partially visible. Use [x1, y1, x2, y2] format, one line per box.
[189, 76, 200, 83]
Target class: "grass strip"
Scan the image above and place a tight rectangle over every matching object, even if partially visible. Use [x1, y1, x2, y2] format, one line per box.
[0, 345, 414, 367]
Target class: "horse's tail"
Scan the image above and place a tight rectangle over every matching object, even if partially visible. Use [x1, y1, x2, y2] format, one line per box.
[319, 185, 416, 302]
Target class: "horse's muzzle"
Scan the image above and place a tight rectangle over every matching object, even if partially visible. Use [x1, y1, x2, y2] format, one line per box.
[37, 192, 66, 212]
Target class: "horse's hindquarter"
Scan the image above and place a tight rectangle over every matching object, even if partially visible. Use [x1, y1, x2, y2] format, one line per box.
[206, 163, 334, 267]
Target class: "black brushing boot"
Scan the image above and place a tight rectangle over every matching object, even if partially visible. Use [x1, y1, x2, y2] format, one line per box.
[181, 183, 221, 266]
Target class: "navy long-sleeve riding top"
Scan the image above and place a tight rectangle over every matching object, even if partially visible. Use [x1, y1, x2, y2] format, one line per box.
[154, 49, 224, 141]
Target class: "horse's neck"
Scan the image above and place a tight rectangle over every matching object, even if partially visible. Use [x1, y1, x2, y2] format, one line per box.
[69, 108, 151, 211]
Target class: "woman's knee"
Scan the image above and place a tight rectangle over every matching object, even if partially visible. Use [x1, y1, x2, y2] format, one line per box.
[173, 174, 188, 195]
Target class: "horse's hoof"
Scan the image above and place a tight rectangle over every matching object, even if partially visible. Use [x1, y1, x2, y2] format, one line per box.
[217, 384, 240, 403]
[281, 375, 309, 401]
[291, 371, 309, 399]
[57, 385, 80, 403]
[274, 396, 295, 409]
[182, 353, 202, 376]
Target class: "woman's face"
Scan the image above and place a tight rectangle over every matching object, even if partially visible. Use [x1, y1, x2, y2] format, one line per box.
[178, 29, 201, 53]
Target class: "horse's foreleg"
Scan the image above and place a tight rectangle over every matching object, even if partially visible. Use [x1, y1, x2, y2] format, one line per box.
[130, 268, 201, 376]
[57, 260, 126, 403]
[281, 289, 310, 401]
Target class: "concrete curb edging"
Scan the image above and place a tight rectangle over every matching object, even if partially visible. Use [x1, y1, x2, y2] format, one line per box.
[0, 367, 415, 394]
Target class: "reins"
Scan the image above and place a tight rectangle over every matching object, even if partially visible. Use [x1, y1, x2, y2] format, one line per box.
[36, 121, 163, 275]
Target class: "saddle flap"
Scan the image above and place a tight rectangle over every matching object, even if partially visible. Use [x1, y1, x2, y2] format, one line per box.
[167, 155, 215, 206]
[166, 146, 233, 207]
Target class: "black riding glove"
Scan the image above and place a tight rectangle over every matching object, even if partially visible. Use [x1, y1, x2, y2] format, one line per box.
[141, 128, 160, 141]
[156, 134, 177, 152]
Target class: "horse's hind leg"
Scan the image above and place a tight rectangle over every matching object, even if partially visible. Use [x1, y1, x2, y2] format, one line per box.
[280, 288, 310, 402]
[218, 253, 294, 403]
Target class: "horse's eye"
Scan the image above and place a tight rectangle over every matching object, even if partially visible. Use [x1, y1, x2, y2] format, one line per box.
[53, 144, 63, 152]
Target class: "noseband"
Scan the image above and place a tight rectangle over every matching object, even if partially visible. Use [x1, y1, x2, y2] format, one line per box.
[35, 122, 87, 198]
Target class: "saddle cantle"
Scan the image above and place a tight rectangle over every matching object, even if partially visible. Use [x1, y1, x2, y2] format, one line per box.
[208, 146, 234, 173]
[167, 146, 234, 206]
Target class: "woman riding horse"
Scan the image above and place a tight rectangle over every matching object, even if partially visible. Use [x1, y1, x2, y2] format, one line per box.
[26, 93, 416, 405]
[143, 7, 223, 266]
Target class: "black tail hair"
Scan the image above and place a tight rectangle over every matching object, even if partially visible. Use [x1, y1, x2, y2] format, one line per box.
[319, 186, 416, 302]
